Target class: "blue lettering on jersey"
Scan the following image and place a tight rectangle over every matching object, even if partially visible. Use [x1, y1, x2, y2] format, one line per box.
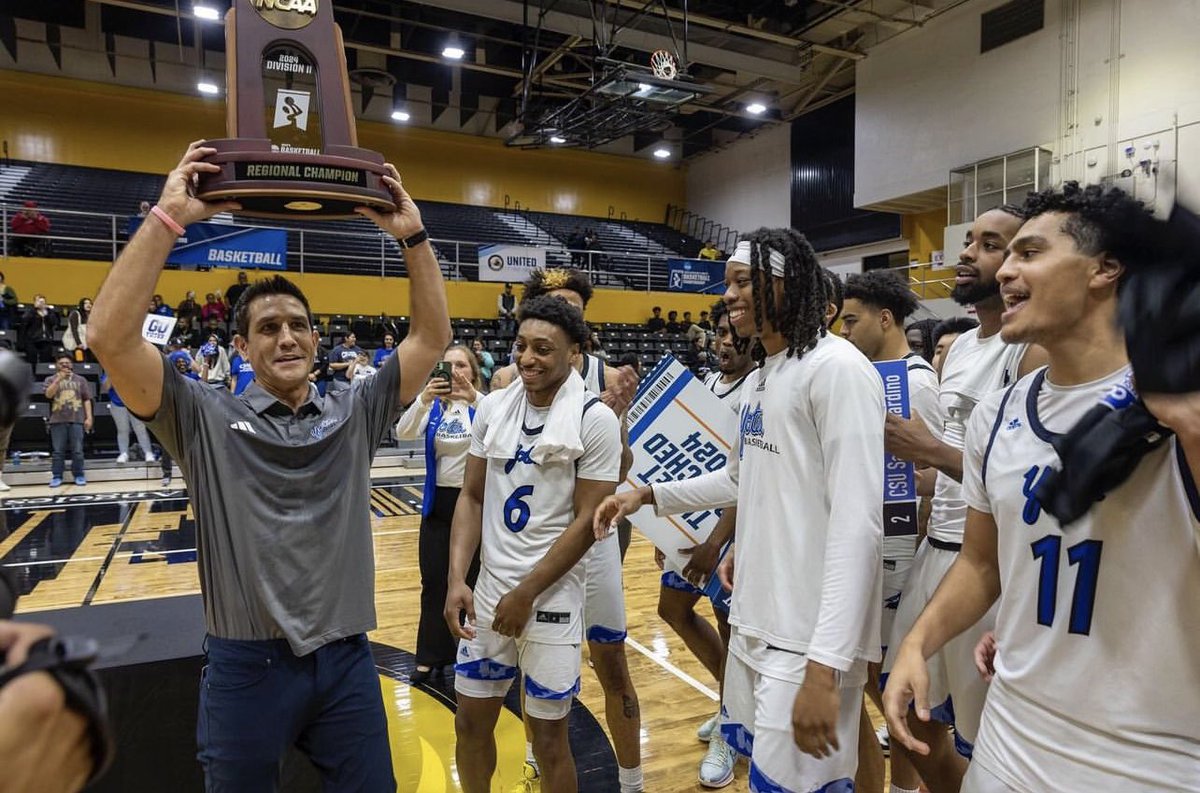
[440, 417, 466, 436]
[738, 402, 778, 456]
[504, 444, 537, 474]
[1021, 465, 1053, 525]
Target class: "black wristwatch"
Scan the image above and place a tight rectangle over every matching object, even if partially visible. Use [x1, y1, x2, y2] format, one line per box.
[400, 227, 429, 249]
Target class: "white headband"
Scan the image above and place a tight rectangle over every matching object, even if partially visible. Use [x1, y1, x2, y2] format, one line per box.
[727, 240, 786, 277]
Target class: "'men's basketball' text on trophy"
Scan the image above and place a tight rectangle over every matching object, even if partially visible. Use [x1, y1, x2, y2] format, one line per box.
[196, 0, 395, 218]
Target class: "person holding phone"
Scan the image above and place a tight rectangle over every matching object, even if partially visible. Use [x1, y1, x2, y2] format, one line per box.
[394, 344, 484, 683]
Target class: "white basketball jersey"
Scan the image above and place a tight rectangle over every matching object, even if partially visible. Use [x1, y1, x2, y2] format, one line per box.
[469, 389, 622, 643]
[928, 327, 1028, 543]
[703, 369, 752, 409]
[962, 366, 1200, 791]
[578, 353, 606, 395]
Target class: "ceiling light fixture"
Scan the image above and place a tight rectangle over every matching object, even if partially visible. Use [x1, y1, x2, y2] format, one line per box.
[746, 102, 767, 115]
[196, 80, 220, 95]
[192, 4, 220, 21]
[391, 110, 411, 122]
[653, 147, 671, 159]
[442, 45, 465, 60]
[549, 135, 567, 144]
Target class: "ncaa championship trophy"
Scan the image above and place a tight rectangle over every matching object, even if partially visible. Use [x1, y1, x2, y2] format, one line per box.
[196, 0, 395, 218]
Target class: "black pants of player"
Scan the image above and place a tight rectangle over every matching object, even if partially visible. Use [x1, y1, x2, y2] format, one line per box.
[417, 485, 479, 668]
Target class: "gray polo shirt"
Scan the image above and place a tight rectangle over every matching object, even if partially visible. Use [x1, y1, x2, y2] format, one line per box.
[144, 352, 402, 656]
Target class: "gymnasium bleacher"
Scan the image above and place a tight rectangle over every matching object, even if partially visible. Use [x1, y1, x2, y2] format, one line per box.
[0, 160, 708, 285]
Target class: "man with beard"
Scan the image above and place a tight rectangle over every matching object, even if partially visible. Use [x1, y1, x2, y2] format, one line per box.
[882, 206, 1046, 793]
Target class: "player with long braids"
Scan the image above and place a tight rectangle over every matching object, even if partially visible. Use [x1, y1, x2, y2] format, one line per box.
[596, 227, 885, 792]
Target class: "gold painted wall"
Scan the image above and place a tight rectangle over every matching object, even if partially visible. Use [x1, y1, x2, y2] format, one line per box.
[0, 258, 719, 325]
[0, 71, 684, 222]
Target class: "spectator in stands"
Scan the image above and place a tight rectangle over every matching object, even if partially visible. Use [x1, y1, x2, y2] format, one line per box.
[684, 332, 715, 377]
[20, 294, 59, 366]
[930, 316, 979, 378]
[174, 315, 201, 351]
[201, 292, 227, 325]
[101, 372, 156, 464]
[44, 351, 92, 487]
[198, 333, 230, 389]
[567, 227, 586, 266]
[698, 240, 720, 260]
[582, 228, 600, 265]
[904, 317, 938, 363]
[309, 342, 331, 397]
[64, 298, 91, 362]
[697, 310, 712, 331]
[229, 348, 255, 395]
[137, 201, 152, 218]
[225, 271, 250, 311]
[201, 315, 228, 347]
[588, 329, 608, 361]
[685, 312, 708, 346]
[394, 344, 482, 684]
[176, 290, 201, 326]
[646, 306, 666, 333]
[470, 338, 494, 384]
[168, 339, 201, 379]
[10, 201, 51, 257]
[496, 282, 516, 336]
[347, 350, 377, 383]
[328, 332, 364, 392]
[0, 273, 17, 331]
[150, 294, 174, 317]
[373, 333, 397, 369]
[665, 309, 684, 334]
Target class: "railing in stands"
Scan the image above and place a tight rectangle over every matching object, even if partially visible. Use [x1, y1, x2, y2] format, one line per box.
[0, 203, 679, 292]
[665, 204, 739, 252]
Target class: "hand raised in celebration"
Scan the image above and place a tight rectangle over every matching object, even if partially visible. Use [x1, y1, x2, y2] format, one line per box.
[157, 140, 241, 228]
[355, 164, 425, 241]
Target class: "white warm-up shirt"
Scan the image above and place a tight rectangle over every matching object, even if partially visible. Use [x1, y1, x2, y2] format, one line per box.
[928, 328, 1028, 544]
[653, 333, 885, 673]
[394, 397, 479, 488]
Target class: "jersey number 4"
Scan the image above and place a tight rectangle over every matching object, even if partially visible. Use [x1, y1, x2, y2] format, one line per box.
[504, 486, 535, 533]
[1031, 535, 1103, 635]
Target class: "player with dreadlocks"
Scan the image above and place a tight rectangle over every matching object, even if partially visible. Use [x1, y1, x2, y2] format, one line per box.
[596, 227, 886, 791]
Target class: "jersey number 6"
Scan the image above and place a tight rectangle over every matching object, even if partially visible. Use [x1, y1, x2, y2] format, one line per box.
[504, 486, 535, 533]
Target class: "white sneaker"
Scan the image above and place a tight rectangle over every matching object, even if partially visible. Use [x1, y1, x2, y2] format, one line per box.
[144, 453, 156, 463]
[697, 711, 721, 742]
[698, 736, 736, 788]
[0, 479, 10, 492]
[115, 453, 129, 464]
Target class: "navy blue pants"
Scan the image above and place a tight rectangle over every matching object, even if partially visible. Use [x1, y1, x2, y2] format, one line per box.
[197, 634, 395, 793]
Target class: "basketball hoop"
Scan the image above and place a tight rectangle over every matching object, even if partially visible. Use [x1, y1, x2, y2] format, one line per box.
[649, 50, 678, 80]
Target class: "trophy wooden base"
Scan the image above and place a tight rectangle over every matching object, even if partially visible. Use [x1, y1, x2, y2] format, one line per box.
[195, 139, 396, 220]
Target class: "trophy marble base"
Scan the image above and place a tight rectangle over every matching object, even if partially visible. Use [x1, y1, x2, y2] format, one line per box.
[196, 139, 396, 219]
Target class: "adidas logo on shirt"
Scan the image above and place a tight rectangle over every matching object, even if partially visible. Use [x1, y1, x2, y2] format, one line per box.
[230, 421, 257, 435]
[1006, 417, 1023, 431]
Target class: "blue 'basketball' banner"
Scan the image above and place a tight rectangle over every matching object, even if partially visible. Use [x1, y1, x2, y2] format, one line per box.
[875, 360, 919, 536]
[129, 217, 287, 270]
[666, 258, 725, 293]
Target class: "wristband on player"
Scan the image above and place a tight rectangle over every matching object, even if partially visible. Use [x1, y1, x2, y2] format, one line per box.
[150, 205, 186, 236]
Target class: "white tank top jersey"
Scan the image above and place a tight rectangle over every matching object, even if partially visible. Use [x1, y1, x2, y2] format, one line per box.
[703, 369, 752, 408]
[928, 327, 1028, 544]
[578, 353, 606, 395]
[468, 389, 622, 643]
[962, 366, 1200, 791]
[654, 333, 886, 674]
